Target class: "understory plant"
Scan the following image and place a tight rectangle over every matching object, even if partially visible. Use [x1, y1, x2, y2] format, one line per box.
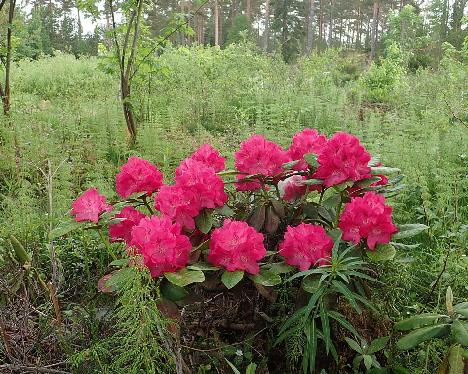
[54, 128, 429, 372]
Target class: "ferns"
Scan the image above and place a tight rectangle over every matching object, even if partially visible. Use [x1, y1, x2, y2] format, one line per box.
[70, 268, 175, 373]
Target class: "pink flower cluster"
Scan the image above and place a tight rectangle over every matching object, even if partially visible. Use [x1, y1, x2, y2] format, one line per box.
[235, 135, 289, 191]
[189, 144, 226, 172]
[279, 223, 333, 271]
[155, 146, 227, 230]
[71, 188, 112, 223]
[208, 220, 266, 274]
[339, 191, 398, 250]
[116, 156, 163, 198]
[109, 206, 146, 244]
[130, 216, 192, 277]
[70, 131, 400, 281]
[314, 132, 371, 187]
[287, 128, 327, 171]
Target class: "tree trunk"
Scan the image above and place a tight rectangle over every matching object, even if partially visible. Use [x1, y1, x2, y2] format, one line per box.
[121, 78, 137, 142]
[214, 0, 219, 46]
[355, 6, 362, 48]
[318, 0, 323, 40]
[197, 11, 204, 44]
[3, 0, 15, 115]
[370, 0, 379, 60]
[230, 0, 238, 25]
[328, 0, 334, 46]
[306, 0, 315, 54]
[246, 0, 251, 21]
[77, 6, 82, 41]
[281, 0, 289, 46]
[263, 0, 270, 51]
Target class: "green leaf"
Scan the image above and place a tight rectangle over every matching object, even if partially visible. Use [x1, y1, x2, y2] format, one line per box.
[396, 324, 450, 350]
[245, 363, 257, 374]
[302, 275, 321, 293]
[328, 311, 359, 338]
[248, 205, 265, 231]
[446, 286, 454, 315]
[187, 262, 220, 271]
[367, 336, 390, 354]
[160, 279, 189, 301]
[454, 302, 468, 318]
[367, 244, 396, 261]
[270, 199, 285, 218]
[164, 268, 205, 287]
[352, 355, 363, 371]
[355, 177, 383, 188]
[105, 267, 135, 291]
[282, 159, 300, 170]
[225, 358, 241, 374]
[265, 206, 280, 234]
[332, 280, 362, 314]
[195, 209, 213, 234]
[302, 178, 323, 186]
[215, 205, 235, 217]
[390, 242, 420, 250]
[320, 302, 331, 354]
[49, 219, 83, 240]
[267, 262, 294, 274]
[451, 320, 468, 347]
[447, 344, 465, 374]
[9, 236, 31, 265]
[363, 354, 373, 370]
[371, 166, 401, 175]
[392, 224, 429, 240]
[250, 270, 281, 287]
[304, 153, 319, 168]
[221, 270, 244, 289]
[305, 319, 318, 373]
[345, 337, 363, 353]
[333, 181, 354, 192]
[109, 258, 129, 267]
[394, 313, 446, 331]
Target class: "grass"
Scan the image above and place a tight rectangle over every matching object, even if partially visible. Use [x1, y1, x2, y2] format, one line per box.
[0, 44, 466, 372]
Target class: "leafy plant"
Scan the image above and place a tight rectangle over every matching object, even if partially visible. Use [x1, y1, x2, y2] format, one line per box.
[345, 335, 390, 372]
[395, 286, 467, 373]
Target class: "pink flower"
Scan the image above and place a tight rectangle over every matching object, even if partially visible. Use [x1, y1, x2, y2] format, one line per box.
[287, 129, 328, 171]
[279, 224, 333, 271]
[278, 175, 307, 202]
[314, 132, 371, 187]
[175, 158, 227, 209]
[109, 206, 146, 244]
[116, 156, 163, 198]
[208, 220, 266, 274]
[234, 135, 289, 190]
[130, 216, 192, 278]
[155, 185, 201, 231]
[71, 188, 112, 223]
[189, 144, 226, 172]
[339, 191, 398, 250]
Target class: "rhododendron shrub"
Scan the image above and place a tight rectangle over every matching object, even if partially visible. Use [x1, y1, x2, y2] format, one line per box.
[61, 130, 427, 373]
[64, 131, 417, 286]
